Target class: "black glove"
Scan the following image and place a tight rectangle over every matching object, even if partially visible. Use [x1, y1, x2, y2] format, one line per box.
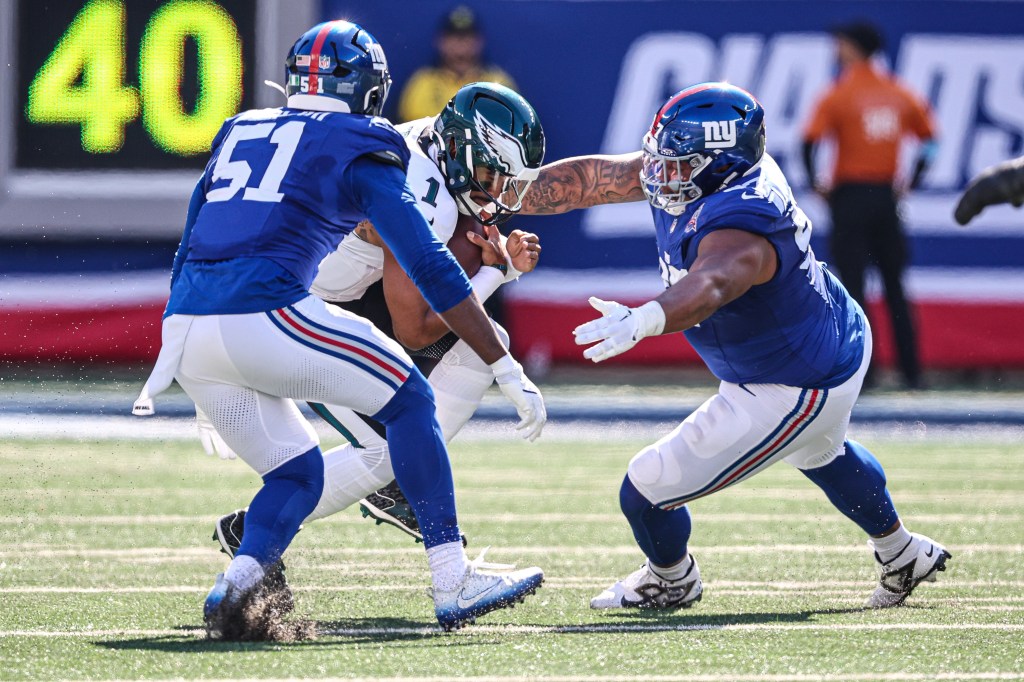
[954, 156, 1024, 226]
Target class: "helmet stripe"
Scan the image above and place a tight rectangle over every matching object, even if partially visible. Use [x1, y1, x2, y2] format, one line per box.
[307, 21, 336, 96]
[651, 83, 719, 134]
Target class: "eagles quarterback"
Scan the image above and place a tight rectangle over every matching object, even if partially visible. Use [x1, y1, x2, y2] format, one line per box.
[210, 83, 547, 578]
[134, 21, 546, 636]
[521, 82, 951, 611]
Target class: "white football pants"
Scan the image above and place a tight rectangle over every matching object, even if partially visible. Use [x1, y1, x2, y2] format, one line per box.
[174, 295, 413, 476]
[304, 321, 508, 522]
[628, 327, 873, 509]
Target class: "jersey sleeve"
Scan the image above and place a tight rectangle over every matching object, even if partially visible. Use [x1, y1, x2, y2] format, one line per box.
[901, 86, 937, 140]
[802, 90, 836, 142]
[697, 192, 786, 239]
[355, 117, 412, 170]
[344, 156, 471, 313]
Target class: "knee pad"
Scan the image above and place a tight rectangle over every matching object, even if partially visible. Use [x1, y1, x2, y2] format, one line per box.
[628, 446, 665, 489]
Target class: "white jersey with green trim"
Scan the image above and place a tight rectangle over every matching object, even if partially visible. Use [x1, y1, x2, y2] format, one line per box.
[309, 117, 458, 303]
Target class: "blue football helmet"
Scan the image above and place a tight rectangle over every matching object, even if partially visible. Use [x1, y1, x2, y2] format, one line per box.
[641, 82, 766, 215]
[285, 20, 391, 115]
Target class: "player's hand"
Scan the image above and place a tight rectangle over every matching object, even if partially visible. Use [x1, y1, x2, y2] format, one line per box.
[466, 225, 527, 282]
[573, 297, 666, 363]
[490, 354, 546, 442]
[506, 230, 541, 276]
[466, 223, 509, 267]
[954, 157, 1024, 225]
[195, 405, 238, 460]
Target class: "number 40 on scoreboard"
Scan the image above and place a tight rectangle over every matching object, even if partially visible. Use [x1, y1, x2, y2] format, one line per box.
[17, 0, 255, 170]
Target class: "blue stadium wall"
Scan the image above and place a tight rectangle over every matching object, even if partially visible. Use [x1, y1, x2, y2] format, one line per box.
[319, 0, 1024, 369]
[3, 0, 1021, 369]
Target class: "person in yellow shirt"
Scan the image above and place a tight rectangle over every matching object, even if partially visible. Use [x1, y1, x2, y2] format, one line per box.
[398, 6, 516, 123]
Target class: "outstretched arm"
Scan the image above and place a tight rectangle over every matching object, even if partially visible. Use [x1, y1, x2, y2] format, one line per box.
[520, 152, 645, 214]
[574, 229, 776, 362]
[954, 154, 1024, 225]
[382, 219, 490, 350]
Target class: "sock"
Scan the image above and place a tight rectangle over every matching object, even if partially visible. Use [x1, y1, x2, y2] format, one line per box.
[650, 554, 693, 582]
[237, 446, 325, 567]
[373, 369, 462, 548]
[800, 440, 899, 536]
[870, 523, 913, 563]
[619, 475, 692, 567]
[304, 442, 393, 522]
[224, 554, 264, 595]
[427, 541, 469, 592]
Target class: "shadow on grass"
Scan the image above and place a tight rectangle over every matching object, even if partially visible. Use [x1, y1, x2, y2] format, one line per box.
[93, 616, 487, 652]
[569, 605, 871, 630]
[93, 605, 882, 652]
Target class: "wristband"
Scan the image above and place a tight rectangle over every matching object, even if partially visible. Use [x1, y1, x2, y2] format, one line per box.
[489, 353, 517, 381]
[470, 265, 505, 304]
[487, 263, 508, 275]
[636, 301, 667, 339]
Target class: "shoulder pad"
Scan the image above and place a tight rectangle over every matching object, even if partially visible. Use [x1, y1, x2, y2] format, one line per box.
[362, 149, 407, 170]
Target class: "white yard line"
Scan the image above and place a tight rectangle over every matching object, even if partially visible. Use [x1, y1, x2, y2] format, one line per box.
[2, 584, 1023, 612]
[5, 623, 1024, 640]
[2, 512, 1021, 525]
[2, 543, 1019, 559]
[58, 671, 1024, 675]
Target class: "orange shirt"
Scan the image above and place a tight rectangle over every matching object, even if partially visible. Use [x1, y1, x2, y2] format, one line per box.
[803, 62, 936, 185]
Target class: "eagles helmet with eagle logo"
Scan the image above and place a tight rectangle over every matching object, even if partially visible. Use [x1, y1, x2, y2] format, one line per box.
[284, 20, 391, 116]
[432, 82, 546, 225]
[641, 82, 766, 215]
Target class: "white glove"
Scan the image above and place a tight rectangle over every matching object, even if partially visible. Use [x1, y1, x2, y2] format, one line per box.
[490, 354, 547, 442]
[195, 405, 238, 460]
[573, 297, 666, 363]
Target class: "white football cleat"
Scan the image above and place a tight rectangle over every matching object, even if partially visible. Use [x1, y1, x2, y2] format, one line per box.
[866, 532, 952, 608]
[433, 549, 543, 631]
[591, 556, 702, 610]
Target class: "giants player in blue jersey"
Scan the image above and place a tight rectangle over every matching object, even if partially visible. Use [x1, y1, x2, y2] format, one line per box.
[521, 83, 951, 610]
[134, 21, 545, 636]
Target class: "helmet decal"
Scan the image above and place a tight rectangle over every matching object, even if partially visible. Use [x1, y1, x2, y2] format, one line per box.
[284, 21, 392, 115]
[702, 120, 738, 149]
[474, 109, 529, 175]
[641, 82, 765, 214]
[432, 82, 545, 226]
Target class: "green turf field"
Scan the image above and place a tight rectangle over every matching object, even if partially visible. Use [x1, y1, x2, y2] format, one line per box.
[1, 434, 1022, 680]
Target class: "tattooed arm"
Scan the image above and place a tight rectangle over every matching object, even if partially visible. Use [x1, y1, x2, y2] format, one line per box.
[520, 152, 645, 214]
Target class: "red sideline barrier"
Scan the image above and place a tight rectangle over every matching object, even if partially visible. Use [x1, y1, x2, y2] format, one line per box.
[0, 304, 164, 363]
[1, 299, 1022, 369]
[506, 300, 1024, 369]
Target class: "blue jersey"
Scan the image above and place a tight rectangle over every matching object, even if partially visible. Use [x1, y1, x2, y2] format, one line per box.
[653, 154, 865, 389]
[166, 107, 468, 316]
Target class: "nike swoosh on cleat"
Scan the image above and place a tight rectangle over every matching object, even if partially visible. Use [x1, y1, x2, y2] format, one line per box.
[456, 582, 501, 609]
[925, 546, 934, 558]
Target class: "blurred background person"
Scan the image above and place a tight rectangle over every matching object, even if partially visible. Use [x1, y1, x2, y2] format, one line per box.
[802, 20, 938, 390]
[397, 5, 516, 123]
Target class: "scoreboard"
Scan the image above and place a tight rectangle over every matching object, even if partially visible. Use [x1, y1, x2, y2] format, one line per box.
[18, 0, 256, 170]
[0, 0, 316, 237]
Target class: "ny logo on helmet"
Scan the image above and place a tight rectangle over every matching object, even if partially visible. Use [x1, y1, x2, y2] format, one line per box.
[366, 43, 387, 71]
[702, 120, 737, 149]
